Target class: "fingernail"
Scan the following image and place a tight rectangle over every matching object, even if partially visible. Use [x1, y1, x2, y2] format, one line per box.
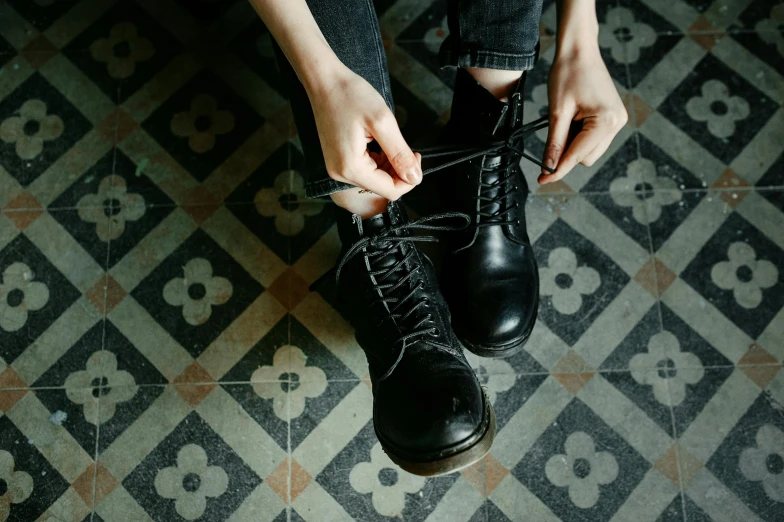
[406, 168, 422, 185]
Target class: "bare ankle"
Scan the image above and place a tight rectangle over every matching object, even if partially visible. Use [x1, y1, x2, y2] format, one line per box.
[330, 189, 389, 218]
[465, 67, 523, 101]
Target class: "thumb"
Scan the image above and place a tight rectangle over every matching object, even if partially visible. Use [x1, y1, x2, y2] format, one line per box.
[369, 111, 422, 185]
[542, 110, 573, 176]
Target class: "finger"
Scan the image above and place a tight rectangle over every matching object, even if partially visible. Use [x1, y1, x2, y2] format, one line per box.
[539, 122, 607, 183]
[342, 152, 416, 200]
[369, 111, 422, 185]
[542, 109, 574, 174]
[581, 135, 613, 167]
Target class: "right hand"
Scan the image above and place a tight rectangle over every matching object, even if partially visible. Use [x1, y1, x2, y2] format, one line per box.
[307, 67, 421, 201]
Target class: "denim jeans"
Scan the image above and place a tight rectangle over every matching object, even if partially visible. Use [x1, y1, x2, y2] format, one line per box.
[273, 0, 544, 199]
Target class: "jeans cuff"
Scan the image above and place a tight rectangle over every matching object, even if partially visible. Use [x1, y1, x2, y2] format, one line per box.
[305, 177, 354, 199]
[439, 48, 538, 72]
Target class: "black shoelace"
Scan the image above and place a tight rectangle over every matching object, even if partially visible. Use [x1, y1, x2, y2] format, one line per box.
[414, 116, 553, 228]
[334, 212, 470, 380]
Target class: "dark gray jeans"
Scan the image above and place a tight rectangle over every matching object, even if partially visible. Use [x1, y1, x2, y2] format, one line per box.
[273, 0, 544, 198]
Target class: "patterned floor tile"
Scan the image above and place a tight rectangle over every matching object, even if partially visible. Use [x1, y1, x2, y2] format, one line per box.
[513, 399, 652, 522]
[0, 71, 93, 187]
[230, 18, 288, 99]
[62, 0, 182, 104]
[122, 410, 263, 522]
[679, 212, 783, 340]
[0, 413, 72, 522]
[4, 0, 80, 32]
[141, 69, 264, 182]
[130, 228, 265, 358]
[729, 0, 784, 74]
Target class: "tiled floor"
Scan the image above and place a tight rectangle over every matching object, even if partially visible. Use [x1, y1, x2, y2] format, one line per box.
[0, 0, 783, 520]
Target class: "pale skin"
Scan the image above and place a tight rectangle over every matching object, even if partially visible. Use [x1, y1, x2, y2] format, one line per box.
[248, 0, 627, 217]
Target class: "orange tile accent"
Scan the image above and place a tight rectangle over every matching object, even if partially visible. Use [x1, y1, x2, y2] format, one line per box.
[20, 35, 57, 68]
[290, 458, 313, 502]
[688, 17, 725, 51]
[635, 257, 677, 298]
[0, 368, 29, 412]
[484, 454, 510, 495]
[711, 168, 750, 208]
[85, 275, 128, 315]
[93, 463, 120, 507]
[173, 362, 216, 407]
[623, 92, 655, 128]
[655, 443, 704, 488]
[182, 186, 221, 224]
[738, 344, 781, 388]
[265, 458, 289, 503]
[267, 268, 311, 311]
[552, 351, 595, 394]
[71, 462, 121, 508]
[3, 191, 44, 230]
[461, 459, 485, 494]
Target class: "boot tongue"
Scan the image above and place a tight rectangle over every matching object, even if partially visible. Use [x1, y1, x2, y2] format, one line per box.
[451, 69, 524, 142]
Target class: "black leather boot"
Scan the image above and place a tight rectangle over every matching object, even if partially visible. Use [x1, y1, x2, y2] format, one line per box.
[438, 69, 541, 358]
[333, 200, 495, 476]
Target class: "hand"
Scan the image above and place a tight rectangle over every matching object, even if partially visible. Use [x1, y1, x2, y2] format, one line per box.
[540, 47, 627, 184]
[307, 66, 421, 200]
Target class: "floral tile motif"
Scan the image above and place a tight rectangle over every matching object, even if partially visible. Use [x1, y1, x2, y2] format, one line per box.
[230, 19, 288, 99]
[729, 0, 784, 74]
[0, 72, 92, 187]
[62, 0, 182, 103]
[601, 304, 733, 437]
[31, 320, 167, 454]
[705, 392, 784, 521]
[315, 421, 459, 521]
[583, 134, 707, 251]
[464, 350, 548, 431]
[679, 212, 783, 340]
[513, 399, 651, 521]
[5, 0, 80, 31]
[602, 1, 683, 88]
[533, 219, 631, 346]
[142, 70, 264, 182]
[130, 229, 264, 357]
[221, 315, 359, 450]
[48, 148, 175, 267]
[0, 234, 81, 364]
[226, 143, 335, 264]
[122, 411, 263, 522]
[657, 53, 778, 165]
[0, 415, 71, 522]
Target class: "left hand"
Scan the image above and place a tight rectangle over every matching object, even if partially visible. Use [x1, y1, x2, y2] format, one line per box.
[540, 47, 627, 184]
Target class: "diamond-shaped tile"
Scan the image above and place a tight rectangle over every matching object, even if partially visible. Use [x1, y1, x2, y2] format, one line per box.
[173, 362, 216, 407]
[2, 191, 44, 230]
[552, 351, 596, 394]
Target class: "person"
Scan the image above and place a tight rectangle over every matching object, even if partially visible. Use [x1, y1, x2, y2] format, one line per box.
[248, 0, 627, 476]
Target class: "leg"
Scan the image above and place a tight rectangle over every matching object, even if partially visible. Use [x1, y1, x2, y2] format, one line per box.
[271, 0, 391, 216]
[441, 0, 544, 99]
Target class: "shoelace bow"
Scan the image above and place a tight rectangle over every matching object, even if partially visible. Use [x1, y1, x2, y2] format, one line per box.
[414, 116, 553, 227]
[334, 212, 470, 381]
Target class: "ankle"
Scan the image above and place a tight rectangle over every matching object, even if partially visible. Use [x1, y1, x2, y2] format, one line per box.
[330, 189, 389, 218]
[465, 67, 522, 101]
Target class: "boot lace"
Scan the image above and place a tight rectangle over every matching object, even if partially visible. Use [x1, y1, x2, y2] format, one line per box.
[415, 116, 551, 228]
[334, 212, 470, 380]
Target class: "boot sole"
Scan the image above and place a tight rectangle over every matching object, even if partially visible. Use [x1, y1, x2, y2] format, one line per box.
[378, 390, 496, 477]
[457, 290, 539, 359]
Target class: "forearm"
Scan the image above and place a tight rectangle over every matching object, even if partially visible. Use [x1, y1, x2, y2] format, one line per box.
[247, 0, 346, 93]
[554, 0, 600, 58]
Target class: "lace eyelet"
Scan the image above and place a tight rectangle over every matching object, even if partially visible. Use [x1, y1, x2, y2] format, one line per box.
[430, 328, 441, 338]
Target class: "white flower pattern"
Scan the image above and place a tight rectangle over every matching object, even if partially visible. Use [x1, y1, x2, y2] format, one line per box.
[77, 175, 145, 241]
[170, 94, 235, 153]
[251, 345, 328, 420]
[0, 451, 34, 522]
[711, 242, 777, 309]
[464, 351, 516, 403]
[254, 170, 320, 236]
[739, 424, 784, 503]
[155, 444, 229, 520]
[163, 258, 233, 326]
[599, 7, 657, 64]
[540, 247, 601, 315]
[0, 262, 49, 332]
[756, 5, 784, 57]
[545, 431, 619, 509]
[90, 23, 154, 79]
[685, 79, 750, 139]
[64, 351, 137, 425]
[0, 99, 64, 160]
[349, 442, 426, 517]
[629, 331, 704, 407]
[609, 158, 681, 225]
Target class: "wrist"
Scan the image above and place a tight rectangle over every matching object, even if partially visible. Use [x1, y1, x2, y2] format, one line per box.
[555, 1, 600, 59]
